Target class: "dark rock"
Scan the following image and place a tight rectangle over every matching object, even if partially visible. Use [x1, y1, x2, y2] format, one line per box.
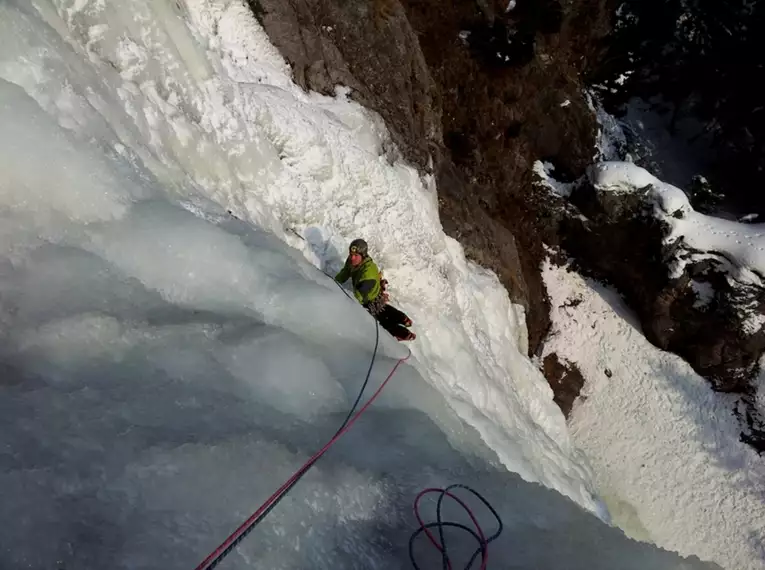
[542, 353, 586, 418]
[434, 152, 530, 308]
[397, 0, 607, 352]
[647, 266, 765, 394]
[737, 394, 765, 454]
[466, 19, 536, 69]
[505, 121, 523, 138]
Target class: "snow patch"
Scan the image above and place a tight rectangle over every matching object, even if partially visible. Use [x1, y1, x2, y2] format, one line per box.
[542, 261, 765, 570]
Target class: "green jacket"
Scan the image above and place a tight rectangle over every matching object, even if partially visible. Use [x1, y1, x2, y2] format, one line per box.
[335, 256, 381, 305]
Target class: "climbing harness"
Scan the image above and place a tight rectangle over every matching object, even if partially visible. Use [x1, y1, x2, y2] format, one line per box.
[193, 274, 501, 569]
[409, 485, 503, 570]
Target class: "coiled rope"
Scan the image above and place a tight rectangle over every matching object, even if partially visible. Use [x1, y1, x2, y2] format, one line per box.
[409, 484, 503, 570]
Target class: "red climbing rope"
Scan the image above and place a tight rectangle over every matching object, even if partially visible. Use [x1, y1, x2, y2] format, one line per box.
[409, 484, 503, 570]
[194, 348, 411, 570]
[415, 488, 487, 569]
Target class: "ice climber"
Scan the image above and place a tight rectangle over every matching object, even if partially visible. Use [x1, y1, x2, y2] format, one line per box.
[335, 238, 416, 341]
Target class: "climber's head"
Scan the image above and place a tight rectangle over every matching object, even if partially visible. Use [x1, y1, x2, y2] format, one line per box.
[349, 238, 368, 267]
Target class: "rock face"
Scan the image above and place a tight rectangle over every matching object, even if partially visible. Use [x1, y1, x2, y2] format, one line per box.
[251, 0, 610, 354]
[563, 180, 765, 391]
[544, 174, 765, 450]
